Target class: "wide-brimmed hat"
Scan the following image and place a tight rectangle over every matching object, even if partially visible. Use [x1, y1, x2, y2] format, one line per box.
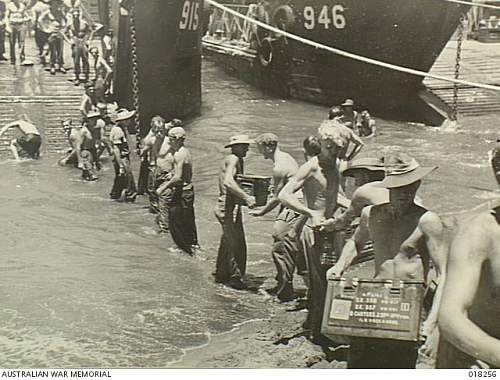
[376, 153, 437, 189]
[341, 99, 354, 107]
[224, 134, 253, 148]
[86, 110, 101, 119]
[342, 157, 385, 177]
[115, 109, 136, 122]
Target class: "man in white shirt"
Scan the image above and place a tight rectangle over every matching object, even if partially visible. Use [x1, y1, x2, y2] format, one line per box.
[6, 0, 30, 64]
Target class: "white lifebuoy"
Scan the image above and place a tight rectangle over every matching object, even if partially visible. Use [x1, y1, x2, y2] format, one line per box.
[271, 5, 295, 30]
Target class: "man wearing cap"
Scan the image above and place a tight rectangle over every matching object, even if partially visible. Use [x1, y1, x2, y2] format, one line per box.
[329, 152, 447, 368]
[250, 132, 303, 302]
[0, 117, 42, 161]
[156, 126, 198, 255]
[214, 135, 256, 290]
[151, 119, 179, 232]
[437, 197, 500, 368]
[278, 119, 352, 346]
[109, 108, 137, 202]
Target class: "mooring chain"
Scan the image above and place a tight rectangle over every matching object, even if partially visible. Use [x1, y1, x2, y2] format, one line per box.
[452, 14, 465, 121]
[129, 0, 141, 137]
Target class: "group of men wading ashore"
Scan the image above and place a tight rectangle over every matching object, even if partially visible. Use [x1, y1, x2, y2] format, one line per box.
[2, 89, 500, 369]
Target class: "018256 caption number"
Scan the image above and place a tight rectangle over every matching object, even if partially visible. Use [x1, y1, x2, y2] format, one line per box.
[468, 370, 497, 377]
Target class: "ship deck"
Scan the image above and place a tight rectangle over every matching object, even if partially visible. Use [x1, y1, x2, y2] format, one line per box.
[425, 39, 500, 116]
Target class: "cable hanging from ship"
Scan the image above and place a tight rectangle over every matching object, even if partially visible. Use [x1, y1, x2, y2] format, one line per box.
[205, 0, 500, 92]
[439, 0, 500, 11]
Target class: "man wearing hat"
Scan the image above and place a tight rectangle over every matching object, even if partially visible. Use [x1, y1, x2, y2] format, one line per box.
[156, 126, 198, 255]
[330, 152, 447, 368]
[437, 196, 500, 368]
[214, 135, 256, 290]
[109, 108, 137, 201]
[339, 98, 358, 130]
[278, 119, 352, 346]
[250, 132, 305, 302]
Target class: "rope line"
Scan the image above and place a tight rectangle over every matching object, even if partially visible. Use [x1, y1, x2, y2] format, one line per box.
[206, 0, 500, 92]
[440, 0, 500, 11]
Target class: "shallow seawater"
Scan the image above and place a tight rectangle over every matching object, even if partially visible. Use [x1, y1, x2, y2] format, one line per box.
[0, 60, 497, 367]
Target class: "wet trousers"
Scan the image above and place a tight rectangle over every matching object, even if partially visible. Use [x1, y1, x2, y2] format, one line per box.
[9, 25, 25, 62]
[34, 29, 48, 58]
[301, 224, 345, 343]
[169, 184, 198, 254]
[271, 208, 307, 301]
[153, 169, 172, 232]
[48, 34, 63, 69]
[110, 158, 137, 201]
[214, 202, 247, 284]
[72, 40, 89, 78]
[0, 25, 6, 56]
[348, 337, 418, 369]
[137, 157, 150, 195]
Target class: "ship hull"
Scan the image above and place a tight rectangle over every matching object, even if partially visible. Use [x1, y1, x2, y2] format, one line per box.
[203, 0, 469, 122]
[111, 0, 203, 135]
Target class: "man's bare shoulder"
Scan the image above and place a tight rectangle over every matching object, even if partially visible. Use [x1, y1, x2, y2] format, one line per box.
[224, 154, 238, 165]
[418, 210, 444, 235]
[352, 183, 388, 205]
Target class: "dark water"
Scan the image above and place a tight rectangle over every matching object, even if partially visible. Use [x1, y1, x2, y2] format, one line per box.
[0, 60, 498, 367]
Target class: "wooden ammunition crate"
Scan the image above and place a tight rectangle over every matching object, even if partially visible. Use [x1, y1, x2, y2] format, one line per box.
[321, 278, 425, 342]
[236, 174, 271, 207]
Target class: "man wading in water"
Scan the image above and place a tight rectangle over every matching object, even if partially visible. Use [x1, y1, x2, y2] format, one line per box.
[437, 196, 500, 368]
[279, 120, 349, 346]
[139, 116, 166, 213]
[214, 135, 256, 290]
[109, 109, 137, 202]
[0, 118, 42, 161]
[156, 127, 198, 255]
[152, 119, 181, 232]
[329, 152, 447, 368]
[250, 133, 304, 302]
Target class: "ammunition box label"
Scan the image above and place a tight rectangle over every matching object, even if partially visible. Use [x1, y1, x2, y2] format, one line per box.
[330, 299, 351, 321]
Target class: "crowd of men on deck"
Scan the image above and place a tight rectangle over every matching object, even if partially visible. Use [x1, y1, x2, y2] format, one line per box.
[1, 21, 500, 366]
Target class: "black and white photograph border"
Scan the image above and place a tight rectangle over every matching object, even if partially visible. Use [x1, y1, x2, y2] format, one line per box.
[0, 0, 499, 374]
